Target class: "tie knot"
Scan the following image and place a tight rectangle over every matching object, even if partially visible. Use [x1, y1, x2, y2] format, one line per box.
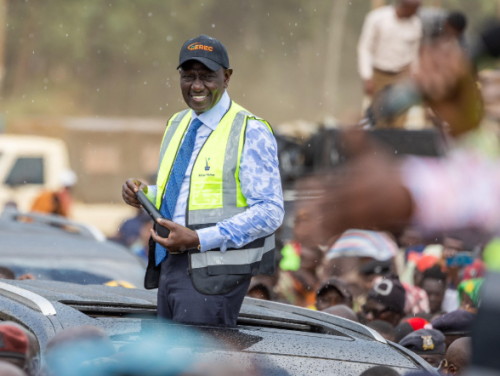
[190, 118, 204, 132]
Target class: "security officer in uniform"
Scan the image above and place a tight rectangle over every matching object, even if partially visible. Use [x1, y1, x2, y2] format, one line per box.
[399, 328, 446, 368]
[122, 35, 284, 326]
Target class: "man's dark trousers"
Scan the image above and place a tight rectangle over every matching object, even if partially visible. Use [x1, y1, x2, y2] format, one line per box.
[157, 253, 251, 326]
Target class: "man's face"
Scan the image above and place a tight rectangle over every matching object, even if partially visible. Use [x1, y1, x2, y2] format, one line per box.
[300, 246, 322, 274]
[422, 278, 446, 314]
[396, 0, 421, 18]
[316, 289, 343, 311]
[247, 286, 269, 300]
[420, 353, 444, 369]
[179, 60, 232, 115]
[363, 299, 401, 327]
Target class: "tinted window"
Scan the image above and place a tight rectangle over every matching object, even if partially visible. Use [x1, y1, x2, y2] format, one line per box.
[4, 265, 111, 285]
[5, 157, 44, 185]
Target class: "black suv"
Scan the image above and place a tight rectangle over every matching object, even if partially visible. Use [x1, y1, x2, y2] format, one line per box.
[0, 279, 435, 375]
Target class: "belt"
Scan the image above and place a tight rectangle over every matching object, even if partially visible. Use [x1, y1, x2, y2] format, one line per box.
[373, 66, 409, 75]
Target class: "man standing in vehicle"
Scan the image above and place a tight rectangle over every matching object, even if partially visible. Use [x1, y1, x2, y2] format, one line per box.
[122, 35, 284, 326]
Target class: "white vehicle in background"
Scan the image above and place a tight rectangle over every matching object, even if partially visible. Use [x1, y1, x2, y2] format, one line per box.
[0, 135, 69, 212]
[0, 134, 135, 235]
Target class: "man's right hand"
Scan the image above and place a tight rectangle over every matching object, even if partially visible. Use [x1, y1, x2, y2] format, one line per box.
[363, 79, 374, 96]
[122, 179, 147, 208]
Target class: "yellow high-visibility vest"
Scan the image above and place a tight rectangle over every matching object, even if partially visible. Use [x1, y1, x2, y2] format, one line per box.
[153, 101, 273, 225]
[148, 100, 276, 295]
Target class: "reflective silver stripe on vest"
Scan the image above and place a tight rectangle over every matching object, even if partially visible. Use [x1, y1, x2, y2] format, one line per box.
[188, 206, 247, 225]
[188, 110, 251, 225]
[191, 234, 274, 269]
[191, 234, 275, 269]
[157, 109, 190, 171]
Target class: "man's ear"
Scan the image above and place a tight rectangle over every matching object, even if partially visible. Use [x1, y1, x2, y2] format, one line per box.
[448, 364, 458, 375]
[223, 68, 233, 88]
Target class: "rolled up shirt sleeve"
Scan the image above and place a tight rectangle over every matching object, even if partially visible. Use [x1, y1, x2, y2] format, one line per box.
[196, 119, 285, 252]
[400, 152, 500, 233]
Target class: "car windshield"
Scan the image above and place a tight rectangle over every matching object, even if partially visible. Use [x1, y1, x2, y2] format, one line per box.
[0, 258, 145, 288]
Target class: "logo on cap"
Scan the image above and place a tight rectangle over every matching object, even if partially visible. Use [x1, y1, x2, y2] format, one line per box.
[188, 43, 213, 52]
[373, 279, 394, 296]
[421, 335, 435, 350]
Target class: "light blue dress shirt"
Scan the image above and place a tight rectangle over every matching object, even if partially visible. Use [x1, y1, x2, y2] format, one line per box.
[149, 91, 284, 252]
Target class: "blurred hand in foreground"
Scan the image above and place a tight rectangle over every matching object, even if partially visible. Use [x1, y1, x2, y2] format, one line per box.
[300, 39, 483, 244]
[298, 132, 413, 246]
[414, 39, 482, 136]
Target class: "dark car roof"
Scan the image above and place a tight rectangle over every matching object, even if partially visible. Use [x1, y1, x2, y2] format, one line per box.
[0, 280, 435, 375]
[0, 209, 137, 262]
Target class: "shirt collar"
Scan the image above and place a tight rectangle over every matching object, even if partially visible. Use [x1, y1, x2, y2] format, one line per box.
[191, 91, 231, 131]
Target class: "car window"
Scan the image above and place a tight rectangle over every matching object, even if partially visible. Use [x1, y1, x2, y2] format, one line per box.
[5, 157, 44, 186]
[0, 259, 145, 288]
[4, 265, 111, 285]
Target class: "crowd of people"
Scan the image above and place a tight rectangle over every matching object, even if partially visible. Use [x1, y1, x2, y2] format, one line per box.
[244, 223, 487, 373]
[3, 0, 500, 375]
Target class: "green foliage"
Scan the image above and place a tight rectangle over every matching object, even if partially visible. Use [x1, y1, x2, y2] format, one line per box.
[2, 0, 499, 122]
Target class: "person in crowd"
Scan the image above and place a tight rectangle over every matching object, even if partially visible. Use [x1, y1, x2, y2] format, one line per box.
[111, 209, 151, 248]
[121, 35, 283, 326]
[357, 0, 422, 128]
[457, 278, 483, 312]
[367, 320, 397, 342]
[0, 325, 29, 372]
[322, 305, 358, 322]
[363, 278, 406, 327]
[420, 265, 447, 314]
[0, 323, 39, 376]
[394, 317, 430, 342]
[395, 321, 415, 343]
[130, 220, 154, 263]
[247, 276, 274, 301]
[399, 329, 446, 368]
[43, 326, 115, 376]
[0, 267, 15, 280]
[279, 208, 319, 273]
[0, 362, 27, 376]
[444, 11, 467, 44]
[359, 259, 392, 292]
[442, 234, 467, 286]
[276, 245, 323, 308]
[443, 337, 471, 375]
[315, 278, 353, 311]
[413, 255, 439, 287]
[462, 259, 485, 280]
[360, 365, 399, 376]
[403, 280, 430, 316]
[431, 310, 475, 349]
[30, 170, 77, 217]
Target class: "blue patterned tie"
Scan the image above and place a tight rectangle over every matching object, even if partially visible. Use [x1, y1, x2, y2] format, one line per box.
[155, 118, 204, 266]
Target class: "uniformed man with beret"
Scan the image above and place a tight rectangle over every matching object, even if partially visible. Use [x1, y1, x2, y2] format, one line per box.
[399, 328, 446, 368]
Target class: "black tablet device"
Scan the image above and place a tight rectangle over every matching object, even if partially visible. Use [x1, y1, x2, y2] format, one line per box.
[136, 189, 171, 238]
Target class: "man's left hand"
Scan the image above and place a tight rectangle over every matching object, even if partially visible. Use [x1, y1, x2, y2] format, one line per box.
[150, 218, 200, 253]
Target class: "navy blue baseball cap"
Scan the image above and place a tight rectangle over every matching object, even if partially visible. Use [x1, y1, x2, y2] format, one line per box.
[177, 35, 230, 71]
